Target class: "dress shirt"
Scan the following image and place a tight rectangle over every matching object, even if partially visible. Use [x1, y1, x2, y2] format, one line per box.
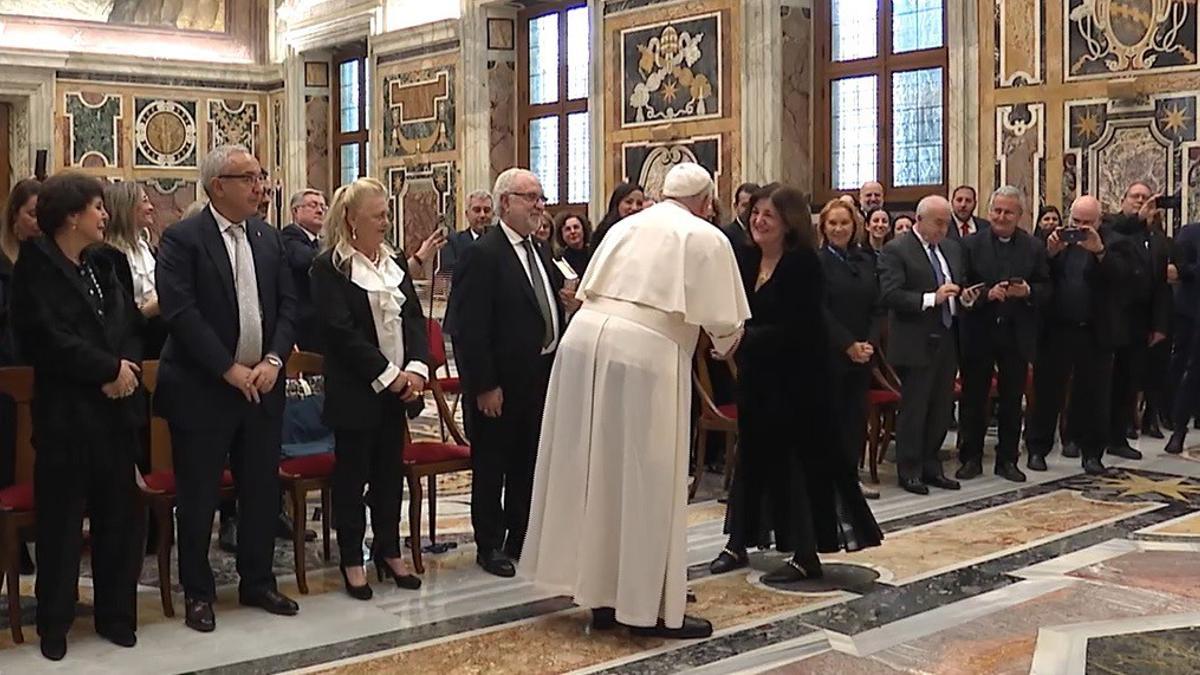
[500, 220, 559, 354]
[125, 237, 157, 306]
[211, 204, 277, 364]
[913, 228, 957, 316]
[956, 216, 978, 238]
[298, 225, 319, 245]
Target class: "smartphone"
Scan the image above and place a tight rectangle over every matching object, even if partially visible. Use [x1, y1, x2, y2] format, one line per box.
[1158, 193, 1182, 210]
[1060, 226, 1087, 244]
[965, 282, 987, 294]
[1008, 277, 1024, 285]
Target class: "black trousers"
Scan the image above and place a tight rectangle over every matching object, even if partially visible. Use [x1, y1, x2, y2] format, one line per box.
[830, 360, 870, 469]
[1166, 314, 1195, 416]
[894, 329, 958, 483]
[1109, 326, 1149, 444]
[959, 326, 1028, 467]
[35, 433, 141, 639]
[468, 356, 553, 558]
[1143, 336, 1170, 425]
[171, 407, 282, 601]
[332, 417, 404, 565]
[1026, 324, 1112, 461]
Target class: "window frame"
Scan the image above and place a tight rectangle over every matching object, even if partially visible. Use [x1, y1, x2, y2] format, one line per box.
[332, 43, 369, 188]
[814, 0, 949, 206]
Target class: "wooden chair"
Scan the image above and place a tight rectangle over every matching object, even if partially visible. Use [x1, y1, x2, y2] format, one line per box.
[691, 334, 738, 500]
[865, 354, 901, 484]
[138, 361, 236, 617]
[0, 367, 35, 643]
[278, 351, 334, 594]
[402, 319, 471, 574]
[429, 325, 464, 443]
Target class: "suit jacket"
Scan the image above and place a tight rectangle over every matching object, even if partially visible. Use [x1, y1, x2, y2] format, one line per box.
[957, 228, 1050, 362]
[947, 215, 991, 240]
[10, 238, 146, 452]
[1101, 214, 1170, 336]
[281, 223, 322, 352]
[1173, 223, 1200, 318]
[818, 244, 879, 358]
[447, 224, 565, 405]
[878, 232, 965, 367]
[439, 228, 484, 276]
[721, 218, 750, 248]
[310, 250, 430, 429]
[154, 207, 297, 429]
[0, 253, 17, 365]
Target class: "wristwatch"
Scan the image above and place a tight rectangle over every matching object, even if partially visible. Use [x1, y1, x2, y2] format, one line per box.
[265, 353, 284, 369]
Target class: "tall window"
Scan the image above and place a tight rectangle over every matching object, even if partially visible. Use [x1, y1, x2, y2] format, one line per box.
[333, 44, 368, 187]
[815, 0, 947, 203]
[518, 3, 590, 212]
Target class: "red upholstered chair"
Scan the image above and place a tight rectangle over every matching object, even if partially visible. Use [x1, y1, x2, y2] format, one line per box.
[865, 354, 902, 484]
[426, 319, 464, 442]
[0, 367, 35, 643]
[138, 361, 236, 616]
[691, 334, 738, 499]
[279, 351, 334, 594]
[402, 319, 472, 574]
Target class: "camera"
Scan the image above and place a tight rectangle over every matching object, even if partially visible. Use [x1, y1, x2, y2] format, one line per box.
[1059, 226, 1087, 244]
[1157, 193, 1182, 210]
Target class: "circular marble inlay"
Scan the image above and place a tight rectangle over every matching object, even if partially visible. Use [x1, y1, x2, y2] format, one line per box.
[136, 100, 196, 166]
[759, 562, 879, 594]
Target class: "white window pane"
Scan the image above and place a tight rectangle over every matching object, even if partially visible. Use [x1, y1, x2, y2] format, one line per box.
[832, 0, 877, 61]
[566, 6, 589, 100]
[892, 68, 943, 186]
[529, 14, 559, 105]
[340, 60, 360, 133]
[567, 112, 589, 204]
[893, 0, 943, 53]
[529, 116, 560, 205]
[831, 75, 878, 190]
[340, 143, 359, 186]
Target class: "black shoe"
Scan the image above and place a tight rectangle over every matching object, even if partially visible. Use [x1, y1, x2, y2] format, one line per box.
[1083, 457, 1117, 476]
[39, 634, 66, 661]
[340, 567, 374, 600]
[1166, 431, 1186, 455]
[239, 589, 299, 616]
[218, 518, 237, 554]
[630, 615, 714, 639]
[185, 597, 215, 632]
[276, 511, 317, 542]
[1062, 442, 1081, 458]
[1027, 455, 1048, 472]
[1126, 425, 1139, 440]
[592, 607, 617, 630]
[761, 558, 823, 584]
[900, 477, 929, 495]
[476, 549, 516, 578]
[375, 558, 422, 590]
[1142, 421, 1164, 439]
[955, 461, 982, 480]
[995, 462, 1027, 482]
[19, 542, 34, 575]
[708, 548, 748, 575]
[96, 624, 137, 648]
[925, 475, 961, 491]
[1107, 444, 1143, 460]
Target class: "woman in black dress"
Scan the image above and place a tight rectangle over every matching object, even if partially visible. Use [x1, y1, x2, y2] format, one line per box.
[709, 184, 882, 582]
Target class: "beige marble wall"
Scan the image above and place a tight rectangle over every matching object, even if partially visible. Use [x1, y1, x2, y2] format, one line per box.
[488, 59, 516, 186]
[779, 4, 811, 197]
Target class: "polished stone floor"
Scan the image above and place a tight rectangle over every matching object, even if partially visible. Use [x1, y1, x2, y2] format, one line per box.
[4, 426, 1200, 674]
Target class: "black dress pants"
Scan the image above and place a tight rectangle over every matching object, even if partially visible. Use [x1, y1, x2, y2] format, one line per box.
[1026, 324, 1112, 461]
[830, 359, 870, 469]
[332, 416, 404, 565]
[35, 433, 141, 639]
[959, 326, 1027, 467]
[894, 329, 958, 483]
[171, 406, 281, 601]
[1166, 314, 1194, 416]
[1110, 325, 1149, 444]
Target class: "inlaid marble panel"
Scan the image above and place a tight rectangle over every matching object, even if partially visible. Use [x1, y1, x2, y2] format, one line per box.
[140, 178, 197, 232]
[995, 102, 1045, 232]
[1068, 549, 1200, 598]
[207, 98, 259, 155]
[388, 162, 456, 254]
[1065, 0, 1200, 81]
[1086, 627, 1200, 673]
[62, 91, 122, 168]
[622, 135, 721, 200]
[780, 5, 811, 194]
[134, 97, 198, 168]
[620, 11, 722, 127]
[488, 60, 516, 185]
[305, 95, 330, 196]
[383, 65, 456, 158]
[995, 0, 1044, 87]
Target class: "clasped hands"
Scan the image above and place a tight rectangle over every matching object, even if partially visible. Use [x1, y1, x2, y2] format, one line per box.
[845, 341, 874, 364]
[223, 359, 281, 403]
[101, 359, 141, 399]
[388, 371, 427, 402]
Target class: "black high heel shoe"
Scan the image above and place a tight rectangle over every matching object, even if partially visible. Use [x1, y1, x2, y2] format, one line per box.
[375, 558, 422, 590]
[340, 566, 374, 600]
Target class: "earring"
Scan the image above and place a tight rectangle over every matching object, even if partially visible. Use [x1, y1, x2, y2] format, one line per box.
[351, 226, 357, 240]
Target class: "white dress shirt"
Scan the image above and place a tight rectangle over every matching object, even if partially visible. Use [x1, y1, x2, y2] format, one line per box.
[124, 237, 157, 306]
[913, 228, 957, 316]
[500, 220, 560, 354]
[210, 204, 250, 280]
[955, 216, 978, 237]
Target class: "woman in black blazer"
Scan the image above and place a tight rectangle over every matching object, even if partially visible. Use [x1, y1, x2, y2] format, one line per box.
[310, 177, 430, 600]
[11, 172, 145, 660]
[818, 199, 881, 500]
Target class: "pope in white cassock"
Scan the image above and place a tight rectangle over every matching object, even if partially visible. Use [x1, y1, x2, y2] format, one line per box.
[519, 163, 750, 639]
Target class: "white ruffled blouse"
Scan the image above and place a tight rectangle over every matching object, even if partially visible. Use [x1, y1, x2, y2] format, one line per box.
[125, 237, 157, 306]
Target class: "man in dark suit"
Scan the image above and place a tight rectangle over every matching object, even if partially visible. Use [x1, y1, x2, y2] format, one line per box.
[438, 189, 494, 277]
[879, 195, 964, 495]
[280, 189, 327, 353]
[719, 182, 759, 248]
[155, 144, 299, 632]
[1165, 223, 1200, 430]
[956, 186, 1050, 482]
[448, 167, 577, 577]
[948, 185, 992, 240]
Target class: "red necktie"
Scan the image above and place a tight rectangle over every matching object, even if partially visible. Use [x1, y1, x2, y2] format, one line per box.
[961, 222, 971, 237]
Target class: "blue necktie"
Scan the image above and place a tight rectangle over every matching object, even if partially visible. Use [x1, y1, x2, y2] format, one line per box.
[927, 244, 952, 329]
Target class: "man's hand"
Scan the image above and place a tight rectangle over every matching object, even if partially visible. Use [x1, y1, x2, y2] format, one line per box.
[1080, 225, 1105, 255]
[845, 341, 874, 364]
[1046, 230, 1066, 257]
[224, 363, 260, 403]
[1168, 263, 1180, 284]
[1150, 331, 1167, 347]
[389, 372, 427, 402]
[1006, 280, 1031, 299]
[249, 359, 280, 394]
[934, 283, 961, 305]
[477, 387, 504, 418]
[987, 283, 1009, 302]
[1139, 193, 1163, 224]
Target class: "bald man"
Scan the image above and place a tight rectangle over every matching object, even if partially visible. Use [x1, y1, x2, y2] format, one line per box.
[1025, 195, 1137, 476]
[860, 181, 885, 213]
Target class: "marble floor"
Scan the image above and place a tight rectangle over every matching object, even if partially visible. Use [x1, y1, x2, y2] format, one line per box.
[4, 428, 1200, 674]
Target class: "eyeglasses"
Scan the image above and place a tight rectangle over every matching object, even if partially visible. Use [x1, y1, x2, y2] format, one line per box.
[508, 191, 547, 204]
[218, 173, 265, 184]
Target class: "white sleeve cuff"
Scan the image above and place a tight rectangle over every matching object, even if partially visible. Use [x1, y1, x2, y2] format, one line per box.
[372, 363, 402, 393]
[922, 292, 935, 310]
[404, 361, 430, 381]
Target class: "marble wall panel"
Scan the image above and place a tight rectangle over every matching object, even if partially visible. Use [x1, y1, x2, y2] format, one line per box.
[382, 65, 456, 158]
[488, 59, 516, 185]
[134, 98, 198, 168]
[207, 98, 260, 155]
[1, 0, 227, 31]
[780, 5, 811, 195]
[305, 95, 330, 197]
[622, 135, 721, 200]
[1065, 0, 1199, 81]
[620, 11, 722, 127]
[387, 162, 456, 255]
[141, 178, 198, 231]
[995, 102, 1046, 231]
[63, 91, 123, 168]
[995, 0, 1044, 87]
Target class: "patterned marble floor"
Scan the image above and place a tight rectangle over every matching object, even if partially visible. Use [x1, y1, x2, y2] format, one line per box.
[4, 429, 1200, 674]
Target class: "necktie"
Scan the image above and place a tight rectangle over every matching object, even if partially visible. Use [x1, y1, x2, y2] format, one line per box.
[522, 238, 555, 349]
[927, 243, 952, 329]
[961, 221, 971, 237]
[230, 224, 264, 365]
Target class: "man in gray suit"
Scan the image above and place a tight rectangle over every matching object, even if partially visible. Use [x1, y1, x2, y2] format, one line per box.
[879, 195, 965, 495]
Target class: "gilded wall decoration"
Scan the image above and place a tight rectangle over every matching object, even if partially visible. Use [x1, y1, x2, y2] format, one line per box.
[995, 103, 1046, 231]
[1066, 0, 1198, 80]
[207, 99, 259, 155]
[621, 12, 721, 127]
[0, 0, 226, 31]
[387, 163, 456, 254]
[383, 66, 456, 158]
[622, 136, 721, 200]
[489, 60, 517, 184]
[995, 0, 1045, 86]
[63, 91, 122, 168]
[305, 95, 330, 197]
[141, 178, 197, 232]
[134, 98, 197, 168]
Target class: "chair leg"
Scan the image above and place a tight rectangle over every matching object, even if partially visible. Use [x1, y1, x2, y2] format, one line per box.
[427, 474, 438, 548]
[152, 499, 175, 617]
[866, 406, 881, 484]
[320, 487, 332, 562]
[290, 485, 308, 595]
[3, 516, 22, 644]
[691, 428, 708, 500]
[406, 472, 424, 574]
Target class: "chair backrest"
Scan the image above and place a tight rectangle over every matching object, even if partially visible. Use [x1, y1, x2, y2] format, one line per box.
[0, 367, 35, 483]
[425, 318, 449, 371]
[140, 360, 173, 473]
[287, 351, 324, 378]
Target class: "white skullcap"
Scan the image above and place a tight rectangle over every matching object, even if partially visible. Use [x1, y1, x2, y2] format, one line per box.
[661, 163, 713, 198]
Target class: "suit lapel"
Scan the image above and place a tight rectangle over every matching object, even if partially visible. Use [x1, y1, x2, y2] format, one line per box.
[201, 210, 239, 309]
[903, 232, 938, 289]
[494, 227, 542, 314]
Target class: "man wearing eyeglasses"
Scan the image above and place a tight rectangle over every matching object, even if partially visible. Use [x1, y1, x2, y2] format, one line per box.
[281, 189, 328, 353]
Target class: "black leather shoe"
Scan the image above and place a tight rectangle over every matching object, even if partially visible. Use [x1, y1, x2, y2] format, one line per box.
[630, 615, 714, 639]
[277, 511, 318, 542]
[239, 589, 299, 616]
[1027, 455, 1048, 471]
[1107, 444, 1143, 460]
[1142, 421, 1164, 439]
[476, 549, 516, 578]
[1166, 431, 1186, 455]
[591, 607, 617, 630]
[1062, 442, 1081, 458]
[955, 461, 982, 480]
[40, 634, 66, 661]
[925, 475, 961, 490]
[218, 519, 237, 554]
[185, 597, 215, 632]
[900, 477, 929, 495]
[1083, 457, 1117, 476]
[1125, 424, 1139, 440]
[995, 462, 1027, 482]
[761, 558, 823, 584]
[708, 548, 748, 575]
[96, 624, 137, 648]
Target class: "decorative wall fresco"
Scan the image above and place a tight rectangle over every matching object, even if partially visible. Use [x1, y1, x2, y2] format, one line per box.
[63, 91, 123, 168]
[134, 98, 197, 168]
[620, 11, 721, 127]
[382, 66, 456, 158]
[140, 178, 197, 232]
[387, 162, 456, 255]
[1065, 0, 1199, 80]
[995, 103, 1046, 232]
[0, 0, 226, 31]
[995, 0, 1045, 86]
[622, 135, 721, 199]
[305, 95, 330, 196]
[207, 98, 259, 154]
[489, 59, 516, 185]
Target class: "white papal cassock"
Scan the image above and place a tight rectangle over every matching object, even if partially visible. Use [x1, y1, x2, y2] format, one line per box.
[519, 200, 750, 629]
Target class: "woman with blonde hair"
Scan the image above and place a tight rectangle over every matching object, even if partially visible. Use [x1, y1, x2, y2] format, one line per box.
[310, 177, 430, 599]
[103, 182, 166, 356]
